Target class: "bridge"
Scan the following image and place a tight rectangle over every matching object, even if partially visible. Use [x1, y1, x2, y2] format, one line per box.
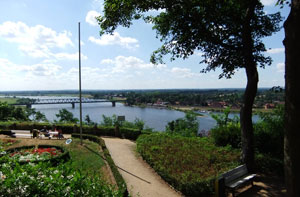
[13, 98, 125, 108]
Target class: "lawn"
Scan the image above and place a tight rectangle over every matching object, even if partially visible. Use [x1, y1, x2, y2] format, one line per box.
[0, 97, 18, 104]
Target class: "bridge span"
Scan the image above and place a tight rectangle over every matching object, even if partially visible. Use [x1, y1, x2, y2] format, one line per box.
[13, 98, 125, 108]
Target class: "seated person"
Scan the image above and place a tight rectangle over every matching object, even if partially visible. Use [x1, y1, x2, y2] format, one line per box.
[58, 128, 64, 139]
[40, 126, 50, 138]
[32, 129, 39, 138]
[40, 126, 48, 133]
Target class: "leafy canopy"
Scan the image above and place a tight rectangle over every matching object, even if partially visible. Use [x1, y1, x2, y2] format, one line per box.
[98, 0, 282, 78]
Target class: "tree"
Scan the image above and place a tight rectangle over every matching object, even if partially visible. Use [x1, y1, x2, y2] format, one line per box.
[166, 112, 199, 137]
[98, 0, 281, 171]
[85, 114, 95, 125]
[55, 109, 78, 123]
[34, 111, 48, 122]
[277, 0, 300, 195]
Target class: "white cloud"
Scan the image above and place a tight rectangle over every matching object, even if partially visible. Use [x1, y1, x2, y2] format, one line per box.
[276, 62, 285, 72]
[171, 67, 200, 78]
[267, 48, 285, 54]
[261, 0, 276, 6]
[0, 21, 74, 58]
[101, 56, 166, 73]
[85, 10, 100, 26]
[89, 32, 139, 49]
[0, 58, 62, 78]
[19, 63, 62, 76]
[54, 52, 88, 61]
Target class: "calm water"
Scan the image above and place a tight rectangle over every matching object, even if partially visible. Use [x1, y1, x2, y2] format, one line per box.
[13, 96, 259, 132]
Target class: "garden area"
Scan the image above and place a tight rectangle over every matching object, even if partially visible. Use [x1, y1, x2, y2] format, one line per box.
[0, 137, 124, 196]
[0, 105, 287, 196]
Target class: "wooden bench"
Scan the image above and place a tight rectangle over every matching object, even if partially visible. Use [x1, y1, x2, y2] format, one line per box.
[222, 164, 256, 197]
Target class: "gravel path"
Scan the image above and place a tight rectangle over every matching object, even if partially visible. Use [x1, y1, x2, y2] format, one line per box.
[102, 137, 181, 197]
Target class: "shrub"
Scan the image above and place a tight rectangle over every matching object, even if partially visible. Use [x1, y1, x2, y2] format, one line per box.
[0, 160, 122, 196]
[165, 112, 199, 137]
[210, 105, 284, 175]
[136, 133, 240, 196]
[210, 122, 241, 148]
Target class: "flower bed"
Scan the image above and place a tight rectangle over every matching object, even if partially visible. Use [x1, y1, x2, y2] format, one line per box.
[4, 145, 70, 164]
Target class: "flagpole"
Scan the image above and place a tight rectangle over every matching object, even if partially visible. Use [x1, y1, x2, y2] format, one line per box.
[78, 22, 83, 145]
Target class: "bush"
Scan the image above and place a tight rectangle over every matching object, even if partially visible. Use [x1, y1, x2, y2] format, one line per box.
[210, 105, 284, 175]
[255, 153, 284, 176]
[0, 160, 122, 196]
[210, 122, 241, 148]
[136, 133, 240, 196]
[120, 127, 141, 140]
[166, 112, 199, 137]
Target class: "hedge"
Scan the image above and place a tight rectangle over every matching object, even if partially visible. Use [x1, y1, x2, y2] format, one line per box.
[72, 133, 128, 197]
[0, 121, 141, 140]
[137, 133, 240, 196]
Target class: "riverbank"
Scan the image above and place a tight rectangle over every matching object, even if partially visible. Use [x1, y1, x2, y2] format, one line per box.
[169, 105, 273, 114]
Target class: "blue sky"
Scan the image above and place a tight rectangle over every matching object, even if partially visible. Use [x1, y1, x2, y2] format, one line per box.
[0, 0, 290, 91]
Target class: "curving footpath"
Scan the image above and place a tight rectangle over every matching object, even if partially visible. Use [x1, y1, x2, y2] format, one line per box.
[102, 137, 181, 197]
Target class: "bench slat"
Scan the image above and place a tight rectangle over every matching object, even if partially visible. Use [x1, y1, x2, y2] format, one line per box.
[226, 174, 256, 188]
[223, 165, 248, 184]
[11, 130, 31, 134]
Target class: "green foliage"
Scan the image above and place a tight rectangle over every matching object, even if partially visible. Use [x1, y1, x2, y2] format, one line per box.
[98, 1, 282, 78]
[84, 114, 95, 126]
[255, 153, 284, 176]
[0, 138, 123, 196]
[101, 114, 117, 126]
[211, 105, 284, 174]
[0, 160, 122, 196]
[100, 114, 145, 130]
[166, 112, 199, 137]
[0, 102, 29, 121]
[210, 107, 241, 148]
[211, 107, 239, 127]
[254, 105, 284, 158]
[210, 122, 241, 149]
[55, 108, 78, 123]
[136, 133, 240, 196]
[16, 98, 35, 104]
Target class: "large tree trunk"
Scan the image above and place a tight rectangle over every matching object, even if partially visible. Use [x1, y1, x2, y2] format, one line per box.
[283, 0, 300, 196]
[240, 0, 258, 173]
[240, 65, 258, 173]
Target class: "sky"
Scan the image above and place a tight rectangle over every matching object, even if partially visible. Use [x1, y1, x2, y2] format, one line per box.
[0, 0, 290, 91]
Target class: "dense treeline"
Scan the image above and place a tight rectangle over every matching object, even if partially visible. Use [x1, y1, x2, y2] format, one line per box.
[92, 88, 284, 108]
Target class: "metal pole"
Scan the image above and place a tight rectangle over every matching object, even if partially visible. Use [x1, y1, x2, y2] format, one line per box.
[78, 22, 83, 145]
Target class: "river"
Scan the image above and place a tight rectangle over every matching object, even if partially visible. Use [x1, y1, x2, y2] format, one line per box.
[8, 96, 260, 133]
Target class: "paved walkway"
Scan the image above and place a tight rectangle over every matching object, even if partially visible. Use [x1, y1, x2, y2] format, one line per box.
[102, 137, 181, 197]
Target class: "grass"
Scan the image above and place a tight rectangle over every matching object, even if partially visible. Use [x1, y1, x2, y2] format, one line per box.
[0, 97, 18, 104]
[66, 138, 105, 176]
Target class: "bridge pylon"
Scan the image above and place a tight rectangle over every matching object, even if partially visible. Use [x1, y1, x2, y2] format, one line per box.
[72, 102, 75, 108]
